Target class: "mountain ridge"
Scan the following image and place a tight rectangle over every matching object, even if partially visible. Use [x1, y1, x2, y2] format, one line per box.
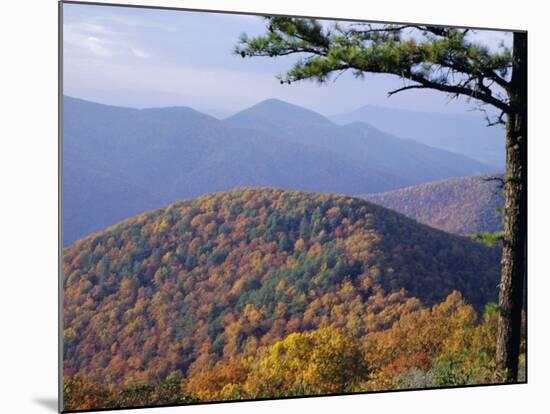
[63, 95, 494, 245]
[331, 104, 505, 168]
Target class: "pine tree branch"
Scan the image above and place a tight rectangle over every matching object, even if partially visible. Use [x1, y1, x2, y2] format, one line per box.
[236, 18, 513, 113]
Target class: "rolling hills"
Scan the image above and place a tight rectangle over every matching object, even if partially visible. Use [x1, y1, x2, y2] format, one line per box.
[331, 104, 505, 168]
[227, 99, 492, 185]
[63, 188, 500, 387]
[362, 175, 504, 235]
[63, 96, 493, 245]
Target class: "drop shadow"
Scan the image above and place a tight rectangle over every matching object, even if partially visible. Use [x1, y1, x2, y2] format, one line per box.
[34, 397, 58, 412]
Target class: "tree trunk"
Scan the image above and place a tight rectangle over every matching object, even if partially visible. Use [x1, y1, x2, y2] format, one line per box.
[496, 31, 527, 382]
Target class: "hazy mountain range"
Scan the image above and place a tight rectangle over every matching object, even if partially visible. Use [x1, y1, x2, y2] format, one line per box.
[331, 105, 505, 168]
[63, 96, 496, 245]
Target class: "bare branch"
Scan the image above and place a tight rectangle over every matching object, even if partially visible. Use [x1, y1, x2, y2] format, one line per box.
[482, 175, 505, 190]
[407, 72, 511, 113]
[387, 84, 429, 96]
[475, 104, 507, 127]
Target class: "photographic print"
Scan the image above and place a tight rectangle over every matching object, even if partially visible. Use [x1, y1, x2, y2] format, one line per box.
[60, 1, 527, 411]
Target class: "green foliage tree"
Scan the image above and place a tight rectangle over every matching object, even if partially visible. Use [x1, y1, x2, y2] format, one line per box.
[235, 18, 526, 382]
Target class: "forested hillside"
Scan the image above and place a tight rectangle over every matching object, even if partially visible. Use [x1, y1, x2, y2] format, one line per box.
[63, 96, 492, 245]
[63, 188, 502, 409]
[363, 175, 504, 235]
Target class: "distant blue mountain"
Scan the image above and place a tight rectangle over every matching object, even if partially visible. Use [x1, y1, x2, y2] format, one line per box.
[330, 104, 505, 168]
[63, 96, 495, 245]
[227, 99, 493, 185]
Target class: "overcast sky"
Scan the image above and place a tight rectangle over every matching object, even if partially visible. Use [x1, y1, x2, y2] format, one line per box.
[63, 3, 512, 118]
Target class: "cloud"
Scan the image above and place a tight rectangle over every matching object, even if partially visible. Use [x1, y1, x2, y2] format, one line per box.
[64, 21, 112, 57]
[131, 47, 151, 59]
[85, 36, 112, 57]
[64, 20, 151, 61]
[64, 21, 111, 41]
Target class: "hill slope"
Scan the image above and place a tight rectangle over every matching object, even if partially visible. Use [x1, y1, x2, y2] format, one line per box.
[63, 96, 493, 245]
[63, 188, 500, 387]
[362, 175, 504, 235]
[331, 105, 505, 168]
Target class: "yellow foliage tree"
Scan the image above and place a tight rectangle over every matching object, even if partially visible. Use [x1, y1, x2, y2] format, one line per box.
[245, 327, 369, 397]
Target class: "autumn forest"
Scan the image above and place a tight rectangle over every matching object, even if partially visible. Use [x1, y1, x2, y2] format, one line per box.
[62, 5, 526, 412]
[63, 187, 523, 410]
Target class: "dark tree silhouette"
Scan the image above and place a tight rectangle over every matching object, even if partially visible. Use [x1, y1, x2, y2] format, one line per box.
[235, 18, 527, 381]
